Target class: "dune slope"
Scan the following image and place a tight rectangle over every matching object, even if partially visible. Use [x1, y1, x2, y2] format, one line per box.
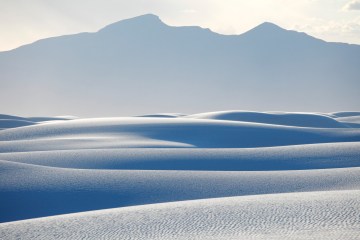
[0, 115, 359, 152]
[186, 110, 346, 128]
[1, 160, 360, 222]
[0, 142, 359, 170]
[0, 111, 359, 239]
[1, 190, 359, 240]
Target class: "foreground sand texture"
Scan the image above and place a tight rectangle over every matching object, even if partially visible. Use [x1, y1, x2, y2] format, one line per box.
[0, 111, 360, 239]
[1, 191, 359, 240]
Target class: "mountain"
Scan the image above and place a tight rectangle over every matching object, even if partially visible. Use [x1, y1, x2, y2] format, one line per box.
[1, 14, 359, 116]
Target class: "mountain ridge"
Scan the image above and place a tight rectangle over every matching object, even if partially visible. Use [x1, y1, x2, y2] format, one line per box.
[2, 14, 344, 54]
[0, 14, 359, 116]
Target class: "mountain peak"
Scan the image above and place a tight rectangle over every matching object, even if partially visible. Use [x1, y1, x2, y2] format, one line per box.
[99, 14, 165, 33]
[239, 21, 317, 43]
[130, 13, 161, 22]
[251, 22, 285, 32]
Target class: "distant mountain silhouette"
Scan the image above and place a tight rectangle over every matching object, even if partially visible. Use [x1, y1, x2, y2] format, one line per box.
[0, 14, 359, 116]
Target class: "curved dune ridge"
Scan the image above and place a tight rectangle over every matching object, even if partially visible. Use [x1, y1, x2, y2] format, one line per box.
[0, 111, 359, 239]
[1, 191, 359, 240]
[186, 110, 346, 128]
[1, 142, 359, 170]
[0, 112, 360, 151]
[330, 111, 360, 118]
[0, 119, 36, 129]
[0, 114, 77, 129]
[1, 159, 360, 222]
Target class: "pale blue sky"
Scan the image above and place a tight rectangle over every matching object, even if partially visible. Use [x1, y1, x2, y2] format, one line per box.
[1, 0, 360, 51]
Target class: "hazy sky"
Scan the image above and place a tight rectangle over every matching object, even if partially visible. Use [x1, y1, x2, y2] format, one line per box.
[1, 0, 360, 51]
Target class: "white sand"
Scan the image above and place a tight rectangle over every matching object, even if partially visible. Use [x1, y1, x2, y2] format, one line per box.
[0, 111, 359, 239]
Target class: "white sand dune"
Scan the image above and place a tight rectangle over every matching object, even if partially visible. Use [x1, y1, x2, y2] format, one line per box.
[0, 114, 29, 121]
[0, 114, 76, 122]
[0, 116, 359, 153]
[330, 111, 360, 118]
[0, 142, 359, 170]
[0, 119, 36, 129]
[1, 159, 359, 222]
[1, 190, 359, 240]
[186, 110, 347, 128]
[0, 114, 37, 129]
[0, 114, 77, 130]
[337, 116, 360, 125]
[136, 113, 185, 118]
[26, 116, 78, 122]
[0, 111, 359, 239]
